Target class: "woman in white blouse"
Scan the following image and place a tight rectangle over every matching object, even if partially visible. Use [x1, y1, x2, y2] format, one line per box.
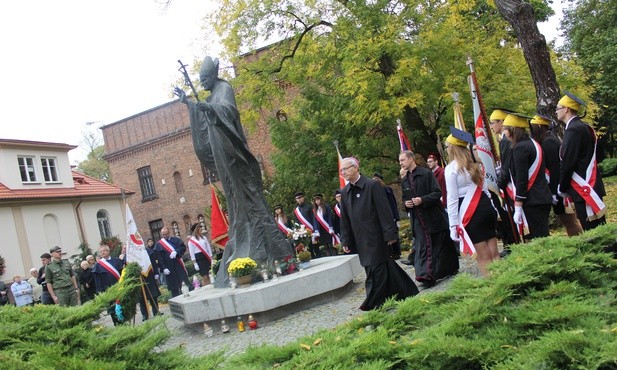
[444, 128, 499, 276]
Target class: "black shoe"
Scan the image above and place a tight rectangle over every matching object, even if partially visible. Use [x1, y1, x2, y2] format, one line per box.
[419, 280, 436, 289]
[499, 249, 511, 258]
[400, 260, 413, 266]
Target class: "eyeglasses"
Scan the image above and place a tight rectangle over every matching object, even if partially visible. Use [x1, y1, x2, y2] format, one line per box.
[53, 250, 62, 254]
[339, 165, 355, 173]
[555, 106, 566, 111]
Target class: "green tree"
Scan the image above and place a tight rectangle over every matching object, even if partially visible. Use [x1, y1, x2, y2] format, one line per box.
[75, 145, 111, 182]
[193, 0, 583, 199]
[561, 0, 617, 157]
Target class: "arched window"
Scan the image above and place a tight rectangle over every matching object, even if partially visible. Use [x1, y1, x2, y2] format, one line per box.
[43, 213, 61, 247]
[97, 210, 112, 239]
[183, 214, 191, 234]
[171, 221, 180, 237]
[173, 171, 184, 193]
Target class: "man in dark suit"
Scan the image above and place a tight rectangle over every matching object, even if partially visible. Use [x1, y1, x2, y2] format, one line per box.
[399, 150, 459, 288]
[556, 91, 606, 230]
[339, 157, 418, 311]
[92, 244, 124, 325]
[154, 226, 189, 297]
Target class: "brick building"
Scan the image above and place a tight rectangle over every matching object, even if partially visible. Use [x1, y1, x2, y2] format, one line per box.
[101, 99, 277, 242]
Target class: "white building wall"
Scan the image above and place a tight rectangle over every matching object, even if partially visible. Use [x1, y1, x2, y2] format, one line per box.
[0, 147, 73, 189]
[0, 207, 24, 279]
[79, 199, 126, 249]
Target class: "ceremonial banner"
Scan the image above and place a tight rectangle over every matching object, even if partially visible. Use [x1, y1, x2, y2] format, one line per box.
[336, 145, 347, 188]
[211, 186, 229, 249]
[468, 69, 499, 195]
[397, 119, 412, 151]
[125, 204, 152, 275]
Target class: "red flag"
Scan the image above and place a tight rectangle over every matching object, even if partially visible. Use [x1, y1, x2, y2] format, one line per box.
[210, 186, 229, 249]
[397, 119, 412, 151]
[336, 146, 347, 188]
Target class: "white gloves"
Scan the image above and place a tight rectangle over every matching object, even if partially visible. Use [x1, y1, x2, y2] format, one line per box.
[557, 185, 569, 199]
[154, 275, 159, 280]
[513, 206, 524, 225]
[396, 221, 401, 229]
[450, 227, 460, 242]
[169, 251, 177, 259]
[328, 228, 334, 235]
[551, 195, 558, 206]
[193, 262, 199, 270]
[163, 268, 171, 275]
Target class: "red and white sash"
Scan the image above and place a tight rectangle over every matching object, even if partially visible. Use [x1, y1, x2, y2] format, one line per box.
[506, 139, 543, 237]
[189, 237, 212, 262]
[98, 258, 121, 280]
[276, 217, 292, 235]
[456, 183, 483, 256]
[160, 238, 187, 271]
[294, 207, 314, 232]
[334, 204, 341, 218]
[569, 126, 606, 221]
[315, 208, 340, 245]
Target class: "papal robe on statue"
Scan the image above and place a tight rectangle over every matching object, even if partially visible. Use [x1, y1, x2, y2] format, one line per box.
[179, 56, 291, 288]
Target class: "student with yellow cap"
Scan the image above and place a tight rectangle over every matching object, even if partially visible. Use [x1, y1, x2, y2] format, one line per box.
[501, 113, 552, 241]
[555, 91, 606, 230]
[529, 114, 583, 236]
[444, 127, 499, 276]
[489, 108, 518, 252]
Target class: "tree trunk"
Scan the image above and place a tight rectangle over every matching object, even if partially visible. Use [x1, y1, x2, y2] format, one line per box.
[494, 0, 561, 121]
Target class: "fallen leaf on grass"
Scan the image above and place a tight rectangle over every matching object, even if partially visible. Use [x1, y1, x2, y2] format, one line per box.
[300, 343, 311, 351]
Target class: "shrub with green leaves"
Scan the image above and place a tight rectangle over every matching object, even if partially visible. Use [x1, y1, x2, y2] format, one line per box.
[599, 157, 617, 177]
[220, 224, 617, 369]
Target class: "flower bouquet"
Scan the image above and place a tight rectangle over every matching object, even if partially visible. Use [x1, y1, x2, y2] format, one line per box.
[278, 255, 298, 275]
[289, 223, 312, 248]
[227, 257, 258, 278]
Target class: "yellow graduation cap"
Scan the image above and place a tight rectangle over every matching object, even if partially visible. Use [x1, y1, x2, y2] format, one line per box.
[489, 108, 512, 121]
[558, 91, 586, 112]
[446, 126, 475, 147]
[503, 113, 531, 129]
[530, 114, 551, 126]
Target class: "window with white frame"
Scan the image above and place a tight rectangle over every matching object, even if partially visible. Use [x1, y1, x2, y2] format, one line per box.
[18, 156, 37, 182]
[97, 209, 112, 239]
[41, 157, 59, 182]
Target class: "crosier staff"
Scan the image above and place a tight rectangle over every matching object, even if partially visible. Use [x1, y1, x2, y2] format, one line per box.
[177, 59, 200, 101]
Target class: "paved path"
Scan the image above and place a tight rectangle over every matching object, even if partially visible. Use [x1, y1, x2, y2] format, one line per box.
[97, 255, 481, 358]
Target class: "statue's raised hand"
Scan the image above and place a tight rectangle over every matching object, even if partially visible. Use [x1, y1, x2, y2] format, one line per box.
[173, 86, 188, 104]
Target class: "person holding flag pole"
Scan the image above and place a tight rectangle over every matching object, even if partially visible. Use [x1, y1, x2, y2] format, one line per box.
[467, 57, 519, 251]
[124, 203, 161, 321]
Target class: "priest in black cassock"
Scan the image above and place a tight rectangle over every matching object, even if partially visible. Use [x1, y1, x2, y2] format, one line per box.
[339, 157, 419, 311]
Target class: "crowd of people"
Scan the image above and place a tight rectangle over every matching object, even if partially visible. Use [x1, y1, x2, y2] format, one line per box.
[1, 93, 606, 318]
[329, 91, 607, 311]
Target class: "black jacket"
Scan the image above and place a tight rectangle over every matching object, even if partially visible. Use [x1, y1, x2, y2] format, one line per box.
[559, 117, 606, 203]
[340, 175, 398, 267]
[402, 166, 449, 233]
[509, 136, 552, 207]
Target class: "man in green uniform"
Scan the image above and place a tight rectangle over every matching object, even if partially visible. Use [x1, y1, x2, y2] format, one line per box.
[45, 246, 79, 306]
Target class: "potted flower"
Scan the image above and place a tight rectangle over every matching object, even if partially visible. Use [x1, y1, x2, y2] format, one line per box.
[298, 250, 311, 269]
[227, 257, 258, 285]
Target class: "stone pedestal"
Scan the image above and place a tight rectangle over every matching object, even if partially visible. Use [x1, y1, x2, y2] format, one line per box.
[168, 254, 362, 327]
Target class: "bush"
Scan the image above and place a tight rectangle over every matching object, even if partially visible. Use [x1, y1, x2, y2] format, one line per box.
[599, 157, 617, 177]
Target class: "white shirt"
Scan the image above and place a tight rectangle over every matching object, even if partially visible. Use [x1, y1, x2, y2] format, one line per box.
[188, 236, 213, 261]
[445, 159, 488, 228]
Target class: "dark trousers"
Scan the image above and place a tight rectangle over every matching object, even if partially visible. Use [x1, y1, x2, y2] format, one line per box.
[139, 292, 159, 320]
[523, 204, 551, 240]
[41, 291, 54, 305]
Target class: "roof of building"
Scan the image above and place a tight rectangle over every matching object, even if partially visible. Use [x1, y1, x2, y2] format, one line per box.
[0, 138, 78, 151]
[0, 171, 134, 201]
